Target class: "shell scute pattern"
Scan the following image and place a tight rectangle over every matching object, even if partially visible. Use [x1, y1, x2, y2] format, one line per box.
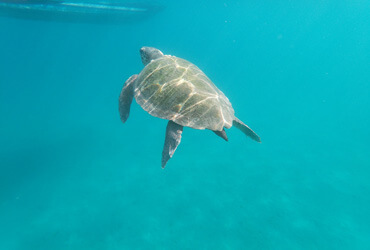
[134, 55, 234, 130]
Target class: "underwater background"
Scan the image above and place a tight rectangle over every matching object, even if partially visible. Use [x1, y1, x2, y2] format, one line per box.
[0, 0, 369, 249]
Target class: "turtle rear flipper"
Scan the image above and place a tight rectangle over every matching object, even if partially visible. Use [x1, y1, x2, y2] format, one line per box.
[162, 121, 183, 168]
[233, 117, 261, 142]
[119, 75, 138, 123]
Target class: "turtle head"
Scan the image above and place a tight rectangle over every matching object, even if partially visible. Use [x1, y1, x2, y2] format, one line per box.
[140, 47, 164, 66]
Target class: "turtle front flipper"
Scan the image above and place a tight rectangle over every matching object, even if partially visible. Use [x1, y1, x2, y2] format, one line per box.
[162, 121, 183, 168]
[233, 117, 261, 142]
[119, 74, 138, 123]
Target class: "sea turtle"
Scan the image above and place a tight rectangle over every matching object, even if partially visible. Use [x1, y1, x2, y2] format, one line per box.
[119, 47, 260, 168]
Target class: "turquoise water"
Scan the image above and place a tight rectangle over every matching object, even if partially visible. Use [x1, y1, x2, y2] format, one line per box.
[1, 0, 369, 249]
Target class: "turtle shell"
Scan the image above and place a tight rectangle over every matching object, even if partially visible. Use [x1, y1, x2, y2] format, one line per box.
[134, 55, 235, 131]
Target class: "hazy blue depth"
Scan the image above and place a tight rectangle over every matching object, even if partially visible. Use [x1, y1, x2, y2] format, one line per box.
[0, 0, 369, 249]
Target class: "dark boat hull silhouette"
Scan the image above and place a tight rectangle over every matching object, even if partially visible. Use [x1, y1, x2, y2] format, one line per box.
[0, 0, 163, 23]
